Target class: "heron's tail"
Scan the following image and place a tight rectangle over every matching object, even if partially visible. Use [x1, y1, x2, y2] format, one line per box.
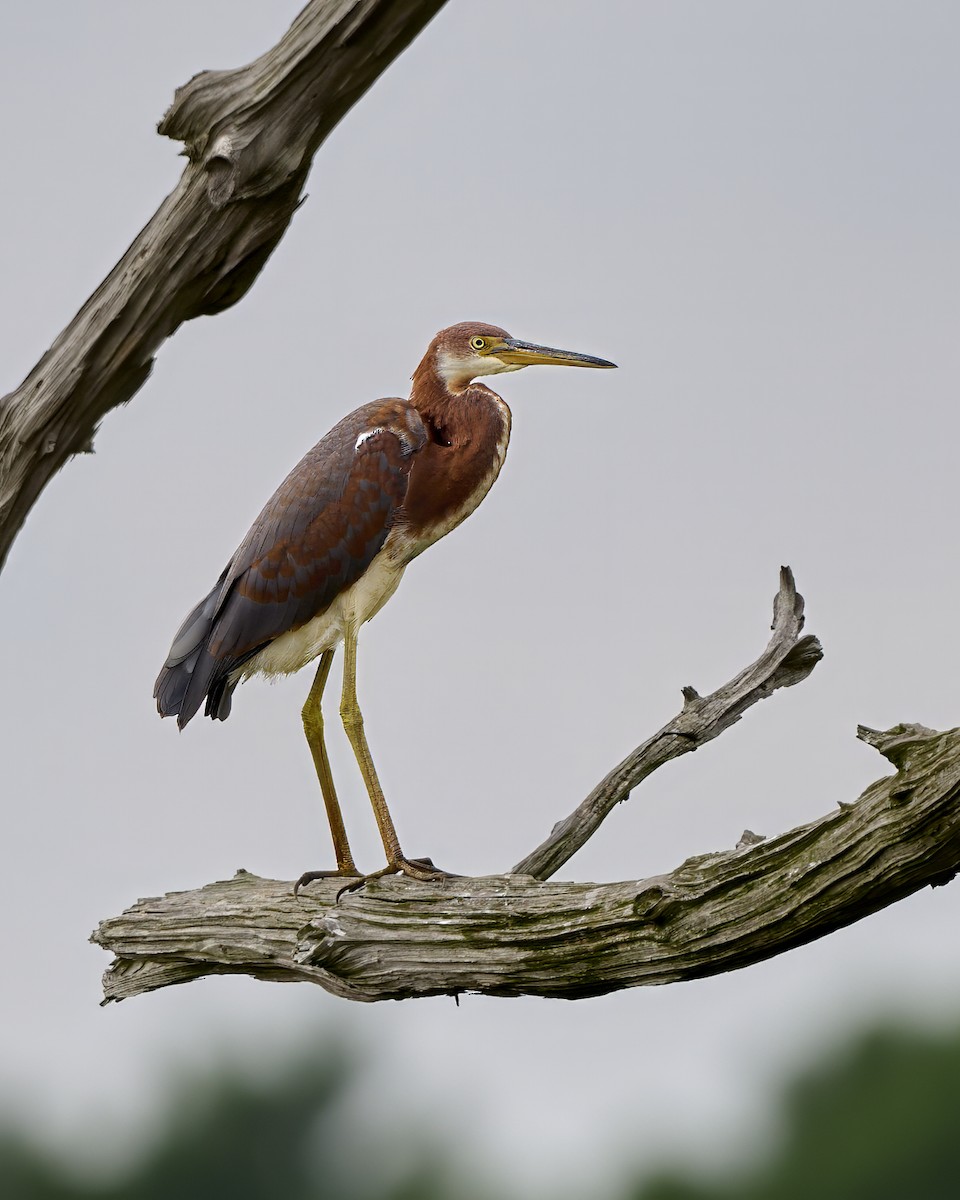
[154, 569, 235, 728]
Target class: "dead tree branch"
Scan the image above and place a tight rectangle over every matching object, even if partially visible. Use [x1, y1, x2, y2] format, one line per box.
[515, 566, 822, 879]
[93, 718, 960, 1003]
[0, 0, 446, 574]
[92, 570, 960, 1005]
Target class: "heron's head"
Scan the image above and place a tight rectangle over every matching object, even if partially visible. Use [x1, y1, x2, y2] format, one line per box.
[420, 322, 617, 391]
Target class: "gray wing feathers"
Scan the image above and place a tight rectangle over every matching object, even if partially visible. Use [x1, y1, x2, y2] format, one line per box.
[167, 574, 225, 665]
[153, 565, 232, 727]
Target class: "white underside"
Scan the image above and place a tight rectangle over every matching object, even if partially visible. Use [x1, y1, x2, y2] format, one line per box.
[235, 549, 407, 681]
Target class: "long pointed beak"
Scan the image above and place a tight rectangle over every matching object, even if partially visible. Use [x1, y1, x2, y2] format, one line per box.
[495, 339, 617, 370]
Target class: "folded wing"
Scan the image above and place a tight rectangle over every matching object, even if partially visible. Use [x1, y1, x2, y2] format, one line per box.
[154, 400, 426, 727]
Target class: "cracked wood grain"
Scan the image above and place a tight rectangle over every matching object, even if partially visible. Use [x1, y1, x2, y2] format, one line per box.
[93, 721, 960, 1003]
[92, 571, 958, 1006]
[0, 0, 447, 574]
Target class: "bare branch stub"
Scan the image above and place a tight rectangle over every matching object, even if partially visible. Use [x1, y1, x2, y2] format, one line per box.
[511, 566, 823, 880]
[90, 573, 960, 1005]
[0, 0, 447, 574]
[92, 722, 960, 1004]
[91, 569, 833, 1003]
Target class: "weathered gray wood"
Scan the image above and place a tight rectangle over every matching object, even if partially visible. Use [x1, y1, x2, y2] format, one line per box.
[92, 721, 960, 1003]
[0, 0, 446, 574]
[92, 572, 957, 1006]
[516, 565, 822, 879]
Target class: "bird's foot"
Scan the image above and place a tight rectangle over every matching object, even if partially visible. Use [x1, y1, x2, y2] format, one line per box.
[293, 866, 363, 898]
[335, 855, 461, 900]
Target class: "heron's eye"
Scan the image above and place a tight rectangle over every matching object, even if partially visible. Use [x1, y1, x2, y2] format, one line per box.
[470, 337, 486, 352]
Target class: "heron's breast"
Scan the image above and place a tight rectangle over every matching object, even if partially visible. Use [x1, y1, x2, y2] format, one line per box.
[397, 397, 511, 560]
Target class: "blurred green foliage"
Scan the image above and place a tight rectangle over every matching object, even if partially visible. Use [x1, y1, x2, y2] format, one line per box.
[1, 1043, 486, 1200]
[634, 1022, 960, 1200]
[4, 1018, 960, 1199]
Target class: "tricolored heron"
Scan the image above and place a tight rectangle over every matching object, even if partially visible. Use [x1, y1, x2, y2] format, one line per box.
[154, 322, 616, 891]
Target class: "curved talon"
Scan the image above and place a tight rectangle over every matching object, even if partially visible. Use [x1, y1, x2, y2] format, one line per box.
[294, 867, 363, 898]
[398, 854, 458, 883]
[335, 856, 461, 901]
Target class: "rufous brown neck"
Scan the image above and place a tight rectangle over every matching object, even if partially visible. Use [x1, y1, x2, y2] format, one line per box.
[409, 347, 478, 445]
[399, 347, 512, 547]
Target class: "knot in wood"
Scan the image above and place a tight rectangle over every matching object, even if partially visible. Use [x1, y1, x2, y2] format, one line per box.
[205, 132, 238, 206]
[633, 881, 681, 925]
[295, 912, 347, 968]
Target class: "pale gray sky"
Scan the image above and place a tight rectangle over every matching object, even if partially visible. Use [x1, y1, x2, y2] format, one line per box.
[2, 1, 959, 1193]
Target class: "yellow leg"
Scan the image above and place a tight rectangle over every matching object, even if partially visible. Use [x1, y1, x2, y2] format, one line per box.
[300, 650, 358, 875]
[338, 624, 450, 889]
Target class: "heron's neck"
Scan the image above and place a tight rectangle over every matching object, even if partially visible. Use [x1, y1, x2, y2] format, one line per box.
[409, 355, 502, 436]
[408, 355, 465, 432]
[411, 352, 457, 406]
[400, 355, 512, 546]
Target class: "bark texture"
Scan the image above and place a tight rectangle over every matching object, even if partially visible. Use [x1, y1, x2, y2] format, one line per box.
[0, 0, 446, 573]
[93, 720, 960, 1004]
[10, 5, 946, 1012]
[93, 569, 960, 1006]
